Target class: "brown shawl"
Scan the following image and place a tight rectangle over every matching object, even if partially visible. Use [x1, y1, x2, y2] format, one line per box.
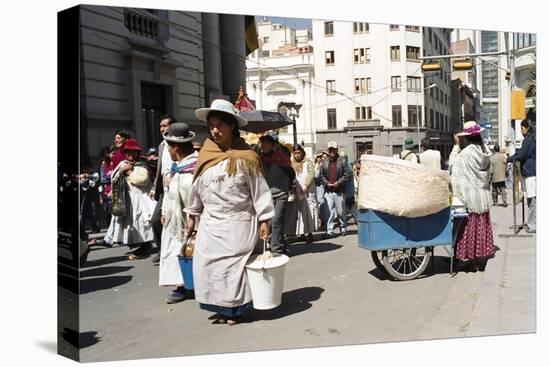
[192, 137, 263, 182]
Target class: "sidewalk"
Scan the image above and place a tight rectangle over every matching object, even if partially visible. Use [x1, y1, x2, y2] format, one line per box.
[466, 192, 536, 336]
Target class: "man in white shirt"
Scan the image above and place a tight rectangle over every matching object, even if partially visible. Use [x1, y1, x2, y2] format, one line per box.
[150, 115, 176, 262]
[419, 138, 442, 170]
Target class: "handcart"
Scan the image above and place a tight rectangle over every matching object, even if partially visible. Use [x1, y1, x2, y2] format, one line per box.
[357, 207, 468, 280]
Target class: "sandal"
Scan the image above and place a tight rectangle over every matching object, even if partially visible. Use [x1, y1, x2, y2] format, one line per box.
[211, 316, 227, 325]
[226, 317, 241, 326]
[128, 254, 144, 260]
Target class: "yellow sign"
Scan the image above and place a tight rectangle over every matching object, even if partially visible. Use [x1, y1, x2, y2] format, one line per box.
[511, 90, 526, 120]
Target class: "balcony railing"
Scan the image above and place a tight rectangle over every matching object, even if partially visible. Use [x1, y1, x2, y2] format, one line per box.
[124, 10, 159, 39]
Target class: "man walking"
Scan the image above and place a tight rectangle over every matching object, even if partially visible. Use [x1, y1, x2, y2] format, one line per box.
[150, 114, 177, 262]
[399, 138, 419, 163]
[490, 144, 508, 207]
[260, 134, 295, 255]
[320, 141, 351, 237]
[419, 137, 442, 170]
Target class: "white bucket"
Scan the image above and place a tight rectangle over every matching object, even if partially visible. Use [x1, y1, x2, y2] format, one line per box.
[245, 253, 289, 310]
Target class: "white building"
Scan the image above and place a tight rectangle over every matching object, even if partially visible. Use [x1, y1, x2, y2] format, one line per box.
[246, 20, 316, 152]
[312, 20, 453, 160]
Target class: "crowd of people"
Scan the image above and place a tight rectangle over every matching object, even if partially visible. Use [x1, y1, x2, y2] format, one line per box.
[77, 97, 536, 322]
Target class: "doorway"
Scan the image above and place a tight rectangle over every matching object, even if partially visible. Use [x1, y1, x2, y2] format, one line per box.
[141, 83, 167, 150]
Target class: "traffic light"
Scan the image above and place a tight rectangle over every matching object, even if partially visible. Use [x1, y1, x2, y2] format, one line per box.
[505, 70, 511, 80]
[421, 61, 441, 72]
[452, 58, 473, 71]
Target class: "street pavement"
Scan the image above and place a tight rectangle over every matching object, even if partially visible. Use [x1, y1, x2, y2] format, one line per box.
[75, 195, 535, 362]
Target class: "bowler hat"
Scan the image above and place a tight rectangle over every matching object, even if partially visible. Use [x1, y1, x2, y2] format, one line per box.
[164, 122, 195, 143]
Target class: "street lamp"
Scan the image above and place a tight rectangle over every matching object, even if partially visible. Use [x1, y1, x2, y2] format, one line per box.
[416, 83, 437, 152]
[281, 102, 302, 146]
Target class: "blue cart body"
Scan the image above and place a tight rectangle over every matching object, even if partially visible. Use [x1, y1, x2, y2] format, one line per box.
[357, 208, 453, 251]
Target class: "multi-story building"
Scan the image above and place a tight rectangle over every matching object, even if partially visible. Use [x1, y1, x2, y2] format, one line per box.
[246, 20, 316, 153]
[312, 20, 453, 161]
[450, 38, 481, 136]
[79, 5, 247, 162]
[451, 29, 536, 149]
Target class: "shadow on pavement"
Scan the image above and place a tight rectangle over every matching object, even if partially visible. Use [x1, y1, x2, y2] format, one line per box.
[367, 267, 390, 280]
[289, 242, 342, 257]
[80, 275, 132, 294]
[60, 328, 101, 349]
[82, 255, 129, 268]
[246, 286, 325, 322]
[80, 266, 134, 278]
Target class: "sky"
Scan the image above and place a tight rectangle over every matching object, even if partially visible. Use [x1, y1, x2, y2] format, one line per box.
[255, 16, 312, 30]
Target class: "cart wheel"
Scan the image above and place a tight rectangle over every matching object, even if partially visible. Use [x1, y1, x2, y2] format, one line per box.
[381, 247, 432, 281]
[370, 251, 388, 275]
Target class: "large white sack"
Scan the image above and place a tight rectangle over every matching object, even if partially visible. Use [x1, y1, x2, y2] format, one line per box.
[358, 154, 450, 218]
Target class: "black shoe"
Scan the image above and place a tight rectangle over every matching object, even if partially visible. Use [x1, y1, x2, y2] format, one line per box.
[305, 233, 314, 243]
[151, 253, 160, 263]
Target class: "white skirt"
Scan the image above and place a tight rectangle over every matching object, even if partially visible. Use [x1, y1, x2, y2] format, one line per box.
[158, 229, 184, 287]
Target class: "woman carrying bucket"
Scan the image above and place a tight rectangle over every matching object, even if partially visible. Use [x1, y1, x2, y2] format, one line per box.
[158, 123, 198, 303]
[185, 99, 275, 325]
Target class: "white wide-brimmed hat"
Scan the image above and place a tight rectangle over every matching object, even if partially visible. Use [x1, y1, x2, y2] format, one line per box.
[457, 120, 485, 136]
[327, 141, 338, 149]
[195, 99, 249, 127]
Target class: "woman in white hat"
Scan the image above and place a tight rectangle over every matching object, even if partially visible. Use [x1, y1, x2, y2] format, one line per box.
[449, 121, 495, 271]
[185, 99, 275, 325]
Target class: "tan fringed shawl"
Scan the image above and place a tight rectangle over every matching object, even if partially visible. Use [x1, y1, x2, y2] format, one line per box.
[193, 137, 263, 182]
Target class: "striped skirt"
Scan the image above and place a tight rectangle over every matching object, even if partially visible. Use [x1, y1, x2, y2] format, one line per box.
[455, 212, 495, 261]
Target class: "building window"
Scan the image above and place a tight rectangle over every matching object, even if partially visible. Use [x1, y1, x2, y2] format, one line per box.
[324, 21, 334, 36]
[391, 76, 401, 91]
[262, 36, 269, 43]
[482, 61, 499, 98]
[430, 109, 434, 128]
[406, 25, 420, 32]
[390, 24, 400, 31]
[428, 28, 432, 43]
[367, 106, 373, 119]
[326, 80, 336, 95]
[408, 105, 422, 127]
[406, 46, 420, 61]
[353, 22, 369, 33]
[392, 105, 402, 127]
[440, 90, 444, 102]
[354, 78, 371, 93]
[434, 87, 439, 101]
[261, 50, 270, 57]
[354, 48, 370, 63]
[325, 51, 335, 65]
[445, 116, 448, 131]
[407, 76, 421, 91]
[390, 46, 400, 61]
[435, 112, 440, 130]
[362, 48, 370, 63]
[355, 106, 368, 120]
[444, 94, 447, 106]
[327, 108, 337, 129]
